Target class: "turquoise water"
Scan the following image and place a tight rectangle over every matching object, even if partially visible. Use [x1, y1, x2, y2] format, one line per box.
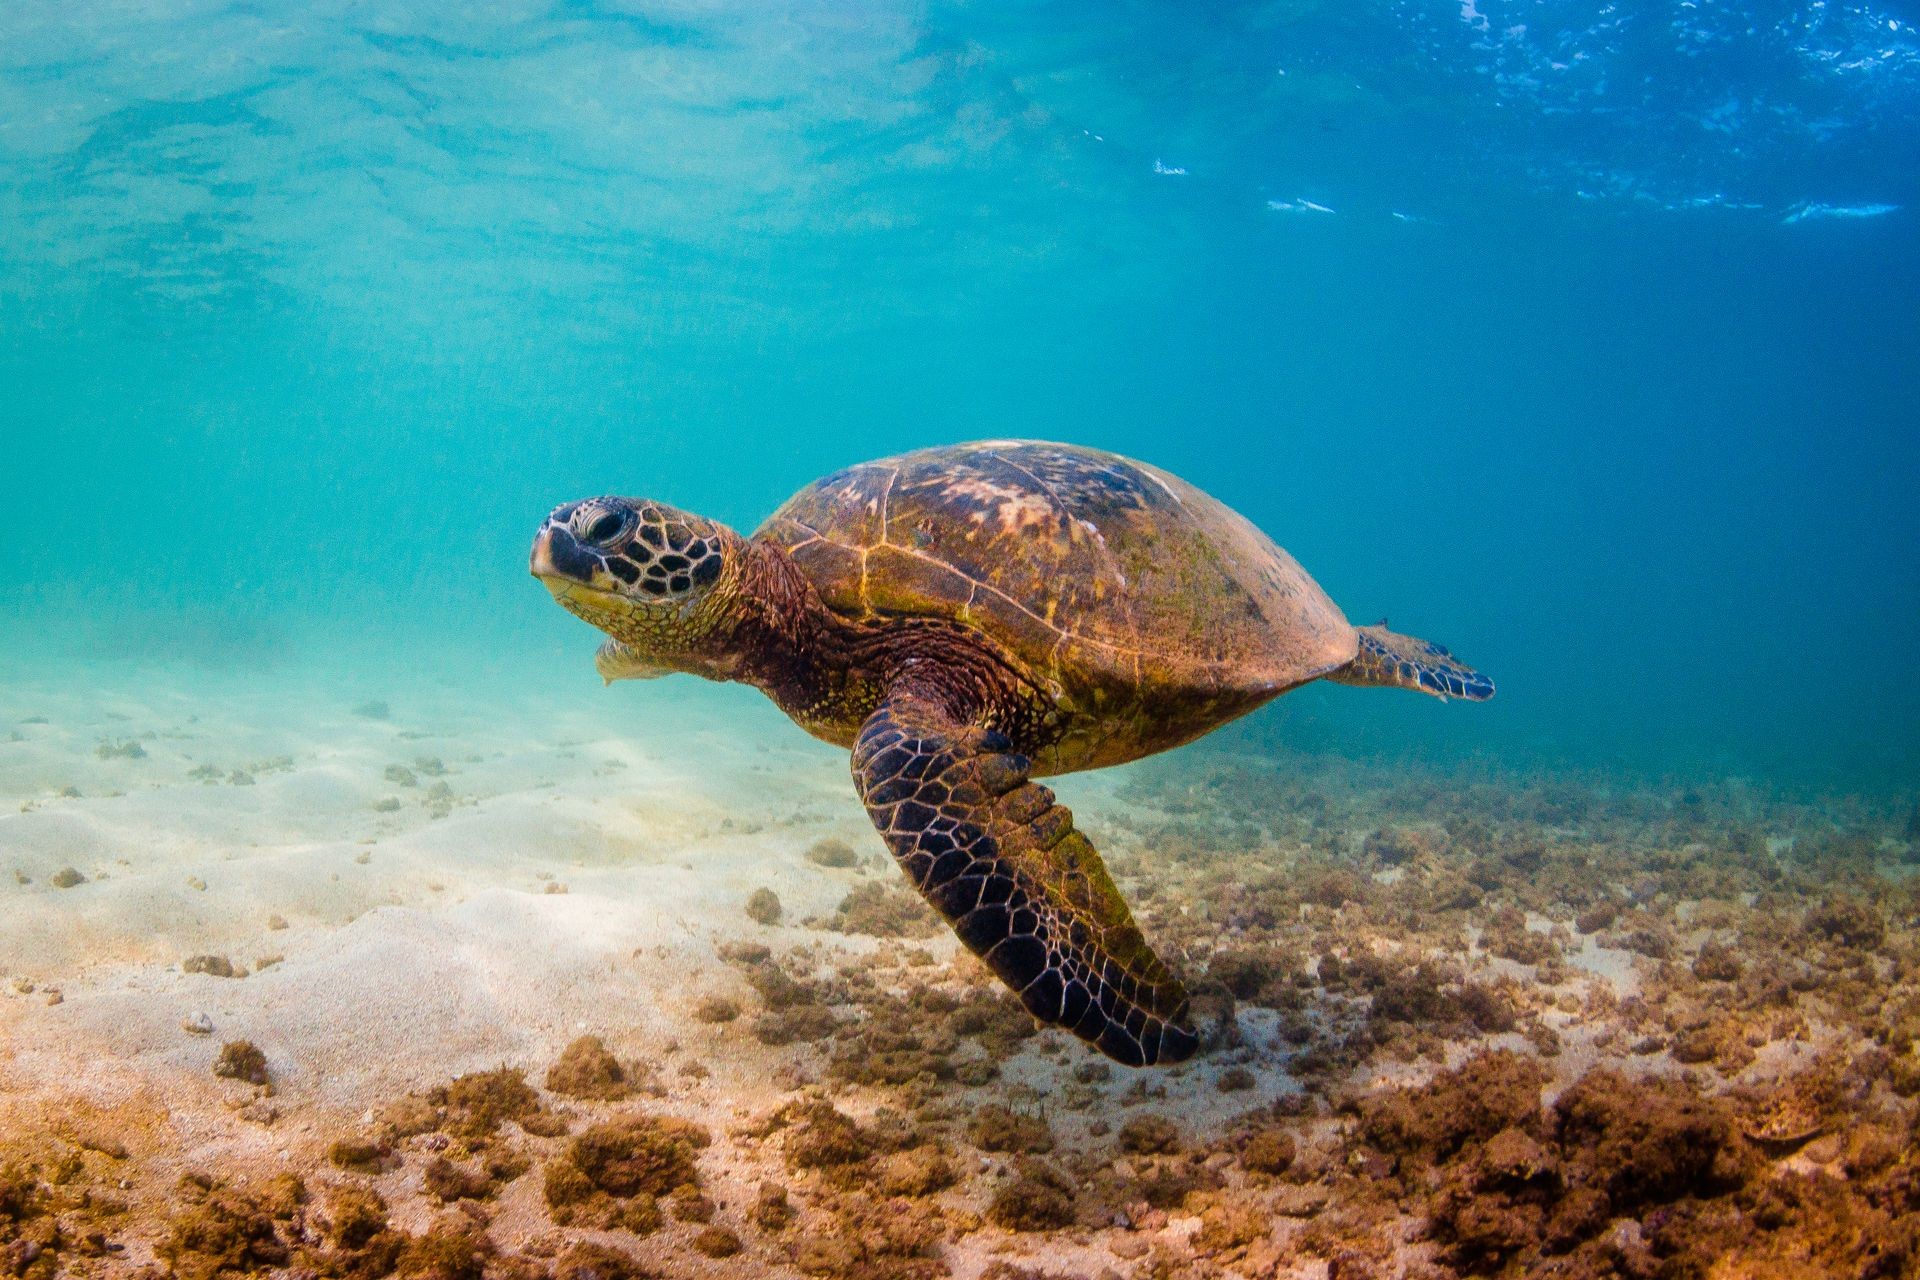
[3, 0, 1917, 793]
[1, 11, 1918, 1274]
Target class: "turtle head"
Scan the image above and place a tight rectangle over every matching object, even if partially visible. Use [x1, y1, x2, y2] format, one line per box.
[531, 497, 749, 682]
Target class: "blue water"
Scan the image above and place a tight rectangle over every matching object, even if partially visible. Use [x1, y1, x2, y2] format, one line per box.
[3, 0, 1917, 792]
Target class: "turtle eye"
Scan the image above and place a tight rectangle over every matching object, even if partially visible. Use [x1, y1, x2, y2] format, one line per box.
[580, 508, 630, 546]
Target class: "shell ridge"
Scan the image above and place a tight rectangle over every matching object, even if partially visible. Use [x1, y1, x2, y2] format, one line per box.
[881, 542, 1191, 664]
[861, 540, 1295, 674]
[771, 514, 862, 555]
[876, 466, 900, 546]
[986, 447, 1129, 593]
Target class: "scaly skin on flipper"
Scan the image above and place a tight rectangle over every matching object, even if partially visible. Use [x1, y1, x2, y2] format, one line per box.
[853, 688, 1197, 1066]
[1327, 624, 1494, 701]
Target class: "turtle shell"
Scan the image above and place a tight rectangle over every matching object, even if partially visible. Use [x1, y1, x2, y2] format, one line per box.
[756, 441, 1356, 722]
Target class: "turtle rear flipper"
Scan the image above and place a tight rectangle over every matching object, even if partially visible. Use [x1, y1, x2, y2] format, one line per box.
[1329, 624, 1494, 701]
[852, 689, 1198, 1067]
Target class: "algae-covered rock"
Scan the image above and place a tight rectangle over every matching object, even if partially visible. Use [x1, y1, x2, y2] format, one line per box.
[874, 1146, 956, 1197]
[1357, 1049, 1549, 1167]
[545, 1035, 634, 1101]
[804, 837, 861, 869]
[986, 1162, 1076, 1231]
[1241, 1127, 1296, 1175]
[828, 882, 939, 938]
[690, 1225, 741, 1258]
[1116, 1113, 1181, 1155]
[966, 1105, 1052, 1155]
[156, 1174, 292, 1280]
[545, 1113, 708, 1232]
[745, 887, 783, 925]
[551, 1241, 654, 1280]
[781, 1100, 875, 1173]
[436, 1068, 557, 1139]
[212, 1040, 270, 1086]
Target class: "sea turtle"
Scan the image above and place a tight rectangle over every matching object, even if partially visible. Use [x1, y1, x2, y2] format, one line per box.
[531, 440, 1492, 1066]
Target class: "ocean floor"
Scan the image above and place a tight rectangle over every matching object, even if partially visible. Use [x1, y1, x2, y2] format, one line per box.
[1, 633, 1916, 1279]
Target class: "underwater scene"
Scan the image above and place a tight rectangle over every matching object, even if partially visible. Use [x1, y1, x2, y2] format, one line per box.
[3, 1, 1919, 1277]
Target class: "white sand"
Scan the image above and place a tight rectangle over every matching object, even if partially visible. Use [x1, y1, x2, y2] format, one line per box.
[0, 634, 887, 1100]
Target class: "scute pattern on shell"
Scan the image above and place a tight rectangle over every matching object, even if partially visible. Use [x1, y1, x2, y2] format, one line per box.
[757, 440, 1356, 708]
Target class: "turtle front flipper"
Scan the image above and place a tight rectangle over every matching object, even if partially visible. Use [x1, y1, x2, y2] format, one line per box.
[1327, 624, 1494, 701]
[594, 638, 672, 683]
[851, 689, 1198, 1067]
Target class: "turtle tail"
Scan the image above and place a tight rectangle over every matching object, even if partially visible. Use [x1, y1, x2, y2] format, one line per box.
[1328, 623, 1493, 702]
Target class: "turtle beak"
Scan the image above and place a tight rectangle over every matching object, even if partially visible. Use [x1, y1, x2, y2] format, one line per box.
[530, 522, 594, 594]
[529, 528, 557, 579]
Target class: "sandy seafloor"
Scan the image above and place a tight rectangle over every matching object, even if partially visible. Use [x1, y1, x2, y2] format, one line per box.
[1, 630, 1916, 1280]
